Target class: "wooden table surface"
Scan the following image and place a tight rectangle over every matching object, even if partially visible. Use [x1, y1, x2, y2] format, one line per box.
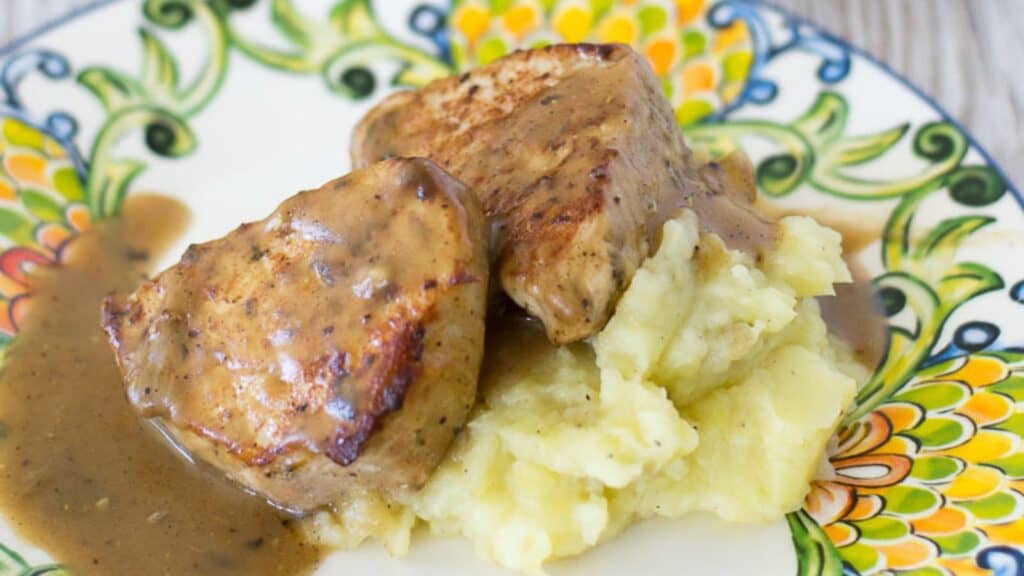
[2, 0, 1022, 185]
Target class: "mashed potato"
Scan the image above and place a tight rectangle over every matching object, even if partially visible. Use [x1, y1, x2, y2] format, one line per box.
[304, 211, 861, 574]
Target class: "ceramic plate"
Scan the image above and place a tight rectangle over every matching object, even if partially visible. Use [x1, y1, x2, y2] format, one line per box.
[2, 1, 1023, 574]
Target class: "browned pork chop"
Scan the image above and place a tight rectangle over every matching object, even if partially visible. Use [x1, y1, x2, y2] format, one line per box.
[102, 158, 489, 512]
[352, 44, 774, 343]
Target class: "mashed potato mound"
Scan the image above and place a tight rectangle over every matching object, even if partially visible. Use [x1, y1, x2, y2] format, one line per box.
[304, 211, 861, 574]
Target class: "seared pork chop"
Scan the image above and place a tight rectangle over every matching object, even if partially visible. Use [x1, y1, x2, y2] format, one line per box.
[353, 44, 774, 343]
[102, 158, 489, 512]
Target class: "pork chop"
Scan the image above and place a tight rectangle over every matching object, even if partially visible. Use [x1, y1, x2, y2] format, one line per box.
[352, 43, 775, 343]
[101, 158, 490, 512]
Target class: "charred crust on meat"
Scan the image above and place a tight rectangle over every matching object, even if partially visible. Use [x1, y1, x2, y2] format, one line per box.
[573, 42, 618, 61]
[249, 244, 266, 261]
[324, 318, 428, 466]
[181, 244, 202, 264]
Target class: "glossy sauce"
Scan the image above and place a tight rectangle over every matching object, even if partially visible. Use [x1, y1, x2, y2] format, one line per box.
[0, 196, 320, 575]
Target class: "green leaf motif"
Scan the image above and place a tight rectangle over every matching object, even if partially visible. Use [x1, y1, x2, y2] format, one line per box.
[854, 515, 909, 541]
[987, 453, 1024, 478]
[0, 209, 36, 246]
[992, 413, 1024, 437]
[0, 541, 67, 575]
[990, 375, 1024, 402]
[787, 510, 845, 576]
[828, 123, 908, 166]
[881, 485, 940, 516]
[681, 30, 706, 59]
[897, 568, 947, 576]
[837, 541, 881, 574]
[793, 91, 848, 147]
[914, 216, 995, 259]
[903, 416, 972, 450]
[894, 381, 970, 412]
[638, 5, 668, 37]
[909, 455, 964, 483]
[51, 167, 85, 202]
[930, 530, 983, 556]
[957, 491, 1022, 522]
[77, 68, 144, 111]
[19, 190, 65, 223]
[1, 118, 45, 151]
[139, 28, 180, 96]
[329, 0, 380, 40]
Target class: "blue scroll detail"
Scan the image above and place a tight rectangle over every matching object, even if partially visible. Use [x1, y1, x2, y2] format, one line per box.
[707, 0, 851, 118]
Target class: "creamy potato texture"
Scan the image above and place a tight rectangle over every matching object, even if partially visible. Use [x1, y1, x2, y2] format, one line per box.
[305, 211, 861, 574]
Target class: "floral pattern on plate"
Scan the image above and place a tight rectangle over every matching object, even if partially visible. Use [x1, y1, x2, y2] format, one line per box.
[1, 0, 1022, 573]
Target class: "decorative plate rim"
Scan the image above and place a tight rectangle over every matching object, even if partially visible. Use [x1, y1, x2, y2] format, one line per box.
[2, 1, 1023, 575]
[2, 0, 1019, 208]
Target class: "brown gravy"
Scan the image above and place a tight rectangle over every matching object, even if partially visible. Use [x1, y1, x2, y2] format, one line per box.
[752, 199, 888, 371]
[819, 257, 889, 371]
[0, 196, 320, 575]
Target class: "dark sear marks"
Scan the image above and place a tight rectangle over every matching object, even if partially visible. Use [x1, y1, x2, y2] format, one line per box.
[0, 195, 320, 575]
[101, 158, 490, 513]
[353, 43, 778, 344]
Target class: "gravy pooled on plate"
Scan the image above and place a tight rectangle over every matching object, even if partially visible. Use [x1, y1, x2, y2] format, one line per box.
[0, 196, 320, 575]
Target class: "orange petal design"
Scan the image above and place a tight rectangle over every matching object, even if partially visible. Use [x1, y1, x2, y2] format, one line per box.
[958, 392, 1014, 426]
[877, 537, 938, 570]
[944, 430, 1017, 463]
[875, 435, 918, 456]
[66, 204, 91, 232]
[824, 522, 857, 547]
[805, 481, 855, 525]
[945, 355, 1009, 388]
[833, 453, 913, 488]
[0, 178, 15, 200]
[944, 464, 1004, 500]
[645, 39, 677, 77]
[847, 494, 884, 521]
[0, 273, 29, 300]
[0, 300, 14, 336]
[675, 0, 705, 25]
[878, 402, 924, 434]
[682, 62, 715, 95]
[911, 507, 970, 535]
[982, 517, 1024, 545]
[712, 21, 748, 54]
[940, 556, 995, 576]
[835, 412, 893, 458]
[5, 151, 49, 187]
[36, 224, 72, 254]
[9, 295, 31, 331]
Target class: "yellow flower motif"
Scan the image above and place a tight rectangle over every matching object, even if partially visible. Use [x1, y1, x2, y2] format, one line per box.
[597, 13, 636, 44]
[449, 0, 755, 125]
[502, 4, 540, 41]
[453, 3, 492, 45]
[554, 5, 592, 43]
